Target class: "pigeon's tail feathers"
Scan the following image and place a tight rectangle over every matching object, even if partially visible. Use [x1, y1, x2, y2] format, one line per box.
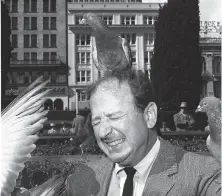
[2, 76, 44, 116]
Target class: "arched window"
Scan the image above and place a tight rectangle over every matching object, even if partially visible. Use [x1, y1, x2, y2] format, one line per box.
[201, 56, 206, 73]
[44, 99, 53, 110]
[54, 99, 63, 110]
[213, 56, 221, 74]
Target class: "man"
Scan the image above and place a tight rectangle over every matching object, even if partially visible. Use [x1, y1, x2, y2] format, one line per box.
[173, 102, 195, 131]
[64, 70, 220, 196]
[72, 113, 85, 135]
[160, 121, 171, 132]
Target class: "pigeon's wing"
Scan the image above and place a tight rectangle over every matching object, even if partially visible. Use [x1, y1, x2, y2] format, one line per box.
[1, 77, 50, 196]
[29, 176, 65, 196]
[121, 37, 132, 66]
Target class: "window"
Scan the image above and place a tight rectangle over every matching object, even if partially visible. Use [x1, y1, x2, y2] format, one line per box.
[131, 51, 136, 63]
[43, 17, 56, 29]
[24, 35, 29, 47]
[144, 33, 155, 45]
[24, 17, 30, 30]
[24, 0, 29, 12]
[76, 71, 91, 83]
[24, 52, 30, 61]
[12, 35, 18, 48]
[144, 51, 153, 64]
[51, 0, 56, 12]
[11, 52, 17, 61]
[24, 17, 37, 30]
[120, 15, 136, 25]
[24, 0, 37, 12]
[102, 16, 113, 25]
[201, 56, 206, 73]
[76, 52, 90, 64]
[43, 0, 49, 12]
[31, 17, 37, 29]
[51, 52, 57, 61]
[51, 34, 57, 47]
[43, 34, 49, 47]
[143, 16, 157, 25]
[12, 17, 18, 30]
[12, 0, 18, 12]
[24, 72, 30, 84]
[31, 52, 37, 62]
[213, 56, 221, 74]
[24, 35, 37, 48]
[75, 15, 83, 25]
[31, 35, 37, 47]
[31, 0, 37, 12]
[76, 89, 89, 101]
[51, 17, 56, 29]
[121, 33, 136, 45]
[17, 72, 24, 84]
[43, 52, 50, 62]
[43, 17, 49, 29]
[76, 34, 91, 46]
[43, 0, 56, 12]
[43, 52, 57, 62]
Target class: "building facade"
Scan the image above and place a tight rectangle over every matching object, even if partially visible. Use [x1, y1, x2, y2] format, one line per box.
[200, 21, 221, 99]
[67, 0, 163, 111]
[3, 0, 68, 110]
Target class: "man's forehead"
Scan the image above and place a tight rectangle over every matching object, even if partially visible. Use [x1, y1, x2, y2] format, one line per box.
[92, 78, 132, 98]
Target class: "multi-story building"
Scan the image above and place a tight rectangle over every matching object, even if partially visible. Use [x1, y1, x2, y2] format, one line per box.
[3, 0, 68, 110]
[200, 21, 221, 99]
[67, 0, 164, 111]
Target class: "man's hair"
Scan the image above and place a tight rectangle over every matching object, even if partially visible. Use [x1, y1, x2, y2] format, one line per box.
[87, 70, 154, 112]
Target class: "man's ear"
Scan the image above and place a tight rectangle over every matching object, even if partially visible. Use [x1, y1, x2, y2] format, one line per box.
[143, 102, 157, 129]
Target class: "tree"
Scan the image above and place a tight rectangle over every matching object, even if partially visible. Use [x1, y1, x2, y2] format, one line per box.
[1, 1, 12, 109]
[150, 0, 202, 110]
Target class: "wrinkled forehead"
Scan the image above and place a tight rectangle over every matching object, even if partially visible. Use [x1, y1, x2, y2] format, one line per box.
[90, 79, 134, 105]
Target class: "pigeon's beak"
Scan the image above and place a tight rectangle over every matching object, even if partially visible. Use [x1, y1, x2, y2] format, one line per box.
[195, 105, 202, 112]
[80, 18, 86, 25]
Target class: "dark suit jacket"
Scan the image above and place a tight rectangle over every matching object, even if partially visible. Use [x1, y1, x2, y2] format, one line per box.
[63, 137, 221, 196]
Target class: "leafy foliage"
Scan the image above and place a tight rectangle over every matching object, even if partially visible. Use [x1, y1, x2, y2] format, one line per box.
[150, 0, 202, 110]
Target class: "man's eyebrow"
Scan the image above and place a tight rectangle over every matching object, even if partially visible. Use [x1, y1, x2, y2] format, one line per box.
[92, 116, 101, 121]
[106, 111, 124, 117]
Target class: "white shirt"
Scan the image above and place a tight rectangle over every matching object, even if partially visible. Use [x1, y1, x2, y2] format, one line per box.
[107, 138, 160, 196]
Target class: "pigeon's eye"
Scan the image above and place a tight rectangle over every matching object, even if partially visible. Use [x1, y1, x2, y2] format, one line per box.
[203, 101, 207, 106]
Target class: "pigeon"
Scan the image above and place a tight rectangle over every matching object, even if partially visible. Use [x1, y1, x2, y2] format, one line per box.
[1, 76, 51, 196]
[80, 13, 132, 75]
[196, 96, 221, 163]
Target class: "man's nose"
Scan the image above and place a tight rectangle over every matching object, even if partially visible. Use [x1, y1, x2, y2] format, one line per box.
[98, 119, 112, 138]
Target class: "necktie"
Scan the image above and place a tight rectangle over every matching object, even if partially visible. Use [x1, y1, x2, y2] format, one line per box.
[122, 167, 136, 196]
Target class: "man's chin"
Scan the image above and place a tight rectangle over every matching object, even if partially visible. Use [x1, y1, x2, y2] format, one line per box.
[108, 152, 132, 166]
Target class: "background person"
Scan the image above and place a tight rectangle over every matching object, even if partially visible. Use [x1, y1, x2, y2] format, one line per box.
[173, 102, 195, 131]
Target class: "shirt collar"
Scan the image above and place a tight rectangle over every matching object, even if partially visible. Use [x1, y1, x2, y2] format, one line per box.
[114, 138, 160, 182]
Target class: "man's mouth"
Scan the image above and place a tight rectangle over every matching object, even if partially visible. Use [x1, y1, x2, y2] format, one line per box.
[105, 138, 125, 147]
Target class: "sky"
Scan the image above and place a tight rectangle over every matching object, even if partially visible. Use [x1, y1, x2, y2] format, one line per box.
[142, 0, 222, 22]
[199, 0, 222, 21]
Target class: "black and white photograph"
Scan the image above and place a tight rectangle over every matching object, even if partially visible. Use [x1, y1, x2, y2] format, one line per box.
[1, 0, 221, 195]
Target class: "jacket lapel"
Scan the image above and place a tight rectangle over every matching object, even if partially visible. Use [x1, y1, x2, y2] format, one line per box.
[94, 157, 114, 196]
[142, 137, 179, 196]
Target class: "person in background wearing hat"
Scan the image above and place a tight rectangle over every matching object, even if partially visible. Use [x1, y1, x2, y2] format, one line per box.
[173, 102, 195, 132]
